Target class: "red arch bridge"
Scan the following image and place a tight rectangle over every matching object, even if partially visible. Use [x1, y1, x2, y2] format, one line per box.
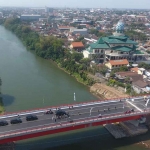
[0, 95, 150, 144]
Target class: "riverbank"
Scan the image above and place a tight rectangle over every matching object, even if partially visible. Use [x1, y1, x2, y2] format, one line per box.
[90, 83, 129, 99]
[49, 60, 93, 87]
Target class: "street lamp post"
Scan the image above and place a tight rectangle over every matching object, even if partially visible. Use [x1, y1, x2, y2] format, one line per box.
[74, 92, 76, 102]
[145, 99, 149, 111]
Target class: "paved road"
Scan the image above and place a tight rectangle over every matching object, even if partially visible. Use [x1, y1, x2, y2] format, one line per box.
[0, 97, 148, 136]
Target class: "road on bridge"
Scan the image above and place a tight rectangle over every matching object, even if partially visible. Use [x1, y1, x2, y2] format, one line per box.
[0, 96, 148, 136]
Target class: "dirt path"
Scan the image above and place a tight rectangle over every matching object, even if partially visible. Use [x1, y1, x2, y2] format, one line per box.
[90, 83, 129, 99]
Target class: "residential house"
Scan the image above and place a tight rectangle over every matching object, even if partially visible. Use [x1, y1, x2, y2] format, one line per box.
[130, 67, 138, 73]
[115, 71, 143, 83]
[132, 80, 149, 94]
[105, 59, 129, 70]
[70, 42, 84, 52]
[138, 68, 145, 75]
[58, 26, 70, 31]
[131, 67, 145, 75]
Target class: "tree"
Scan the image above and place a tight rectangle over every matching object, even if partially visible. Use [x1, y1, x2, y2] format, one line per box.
[124, 77, 130, 83]
[99, 65, 107, 76]
[21, 26, 31, 33]
[71, 52, 83, 62]
[120, 66, 128, 71]
[110, 70, 115, 78]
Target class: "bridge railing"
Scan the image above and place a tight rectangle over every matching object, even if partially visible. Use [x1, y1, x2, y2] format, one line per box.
[0, 110, 147, 139]
[1, 94, 150, 119]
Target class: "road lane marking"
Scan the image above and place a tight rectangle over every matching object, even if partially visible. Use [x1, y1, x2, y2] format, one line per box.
[126, 100, 143, 112]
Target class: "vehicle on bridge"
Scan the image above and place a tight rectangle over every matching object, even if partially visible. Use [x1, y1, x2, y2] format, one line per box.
[26, 114, 38, 121]
[0, 120, 8, 126]
[10, 118, 22, 124]
[55, 109, 69, 119]
[44, 109, 53, 114]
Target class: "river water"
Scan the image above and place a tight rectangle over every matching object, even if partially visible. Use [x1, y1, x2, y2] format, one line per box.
[0, 26, 148, 150]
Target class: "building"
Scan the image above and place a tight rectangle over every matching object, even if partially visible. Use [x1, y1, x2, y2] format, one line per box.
[70, 28, 87, 36]
[132, 80, 149, 94]
[72, 18, 91, 24]
[83, 20, 146, 63]
[70, 42, 84, 52]
[131, 67, 146, 75]
[116, 71, 143, 79]
[130, 67, 138, 73]
[20, 14, 41, 21]
[39, 18, 48, 22]
[58, 26, 70, 31]
[105, 59, 129, 70]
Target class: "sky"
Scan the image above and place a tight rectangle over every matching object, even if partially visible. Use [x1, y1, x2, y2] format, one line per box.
[0, 0, 150, 9]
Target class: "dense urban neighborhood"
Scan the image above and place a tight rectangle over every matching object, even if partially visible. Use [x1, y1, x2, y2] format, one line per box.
[1, 7, 150, 98]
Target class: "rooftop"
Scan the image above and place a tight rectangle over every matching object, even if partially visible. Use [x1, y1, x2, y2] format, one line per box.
[102, 36, 137, 44]
[58, 26, 70, 29]
[130, 67, 138, 73]
[71, 42, 84, 48]
[116, 71, 138, 77]
[133, 80, 148, 88]
[108, 59, 129, 65]
[87, 35, 137, 52]
[111, 46, 132, 52]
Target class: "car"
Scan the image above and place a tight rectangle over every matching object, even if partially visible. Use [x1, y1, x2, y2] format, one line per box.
[10, 118, 22, 124]
[26, 114, 38, 121]
[0, 120, 8, 126]
[55, 109, 69, 118]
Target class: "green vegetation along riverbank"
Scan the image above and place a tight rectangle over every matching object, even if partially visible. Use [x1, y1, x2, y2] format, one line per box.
[0, 97, 4, 114]
[3, 18, 95, 86]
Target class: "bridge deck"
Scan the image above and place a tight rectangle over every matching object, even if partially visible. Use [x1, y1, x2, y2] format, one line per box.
[0, 96, 149, 143]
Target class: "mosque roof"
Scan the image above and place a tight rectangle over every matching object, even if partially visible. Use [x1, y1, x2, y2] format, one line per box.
[111, 46, 132, 52]
[87, 35, 137, 53]
[90, 38, 109, 49]
[102, 36, 137, 44]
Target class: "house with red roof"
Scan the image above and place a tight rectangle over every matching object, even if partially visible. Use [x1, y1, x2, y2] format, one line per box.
[70, 42, 84, 52]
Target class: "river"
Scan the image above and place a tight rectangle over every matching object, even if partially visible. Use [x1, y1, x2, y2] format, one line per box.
[0, 26, 148, 150]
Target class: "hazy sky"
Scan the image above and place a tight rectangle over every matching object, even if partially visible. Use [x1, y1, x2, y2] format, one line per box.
[0, 0, 150, 9]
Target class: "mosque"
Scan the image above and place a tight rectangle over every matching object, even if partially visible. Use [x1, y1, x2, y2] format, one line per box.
[83, 20, 146, 63]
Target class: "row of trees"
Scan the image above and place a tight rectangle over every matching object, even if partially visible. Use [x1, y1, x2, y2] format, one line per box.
[125, 30, 147, 41]
[138, 62, 150, 70]
[4, 18, 95, 86]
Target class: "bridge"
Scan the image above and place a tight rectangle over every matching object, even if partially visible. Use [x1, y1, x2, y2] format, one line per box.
[0, 95, 150, 144]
